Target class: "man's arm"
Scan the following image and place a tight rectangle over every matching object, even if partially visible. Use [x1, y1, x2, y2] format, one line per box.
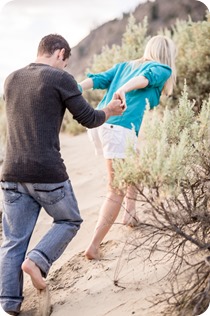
[64, 72, 124, 128]
[78, 77, 125, 122]
[65, 94, 123, 129]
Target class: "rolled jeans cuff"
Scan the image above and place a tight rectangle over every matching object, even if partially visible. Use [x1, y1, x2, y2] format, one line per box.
[0, 297, 23, 313]
[27, 249, 51, 278]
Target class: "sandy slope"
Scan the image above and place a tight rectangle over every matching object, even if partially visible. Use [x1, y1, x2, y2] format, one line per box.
[0, 133, 171, 316]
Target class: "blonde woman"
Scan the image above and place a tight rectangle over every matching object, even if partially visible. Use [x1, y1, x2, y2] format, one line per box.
[79, 35, 177, 260]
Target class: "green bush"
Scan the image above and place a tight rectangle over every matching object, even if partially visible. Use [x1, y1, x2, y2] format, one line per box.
[172, 13, 210, 112]
[114, 84, 210, 196]
[113, 87, 210, 315]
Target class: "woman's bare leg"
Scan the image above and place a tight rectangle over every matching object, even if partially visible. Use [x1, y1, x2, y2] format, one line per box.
[122, 185, 139, 227]
[85, 159, 124, 260]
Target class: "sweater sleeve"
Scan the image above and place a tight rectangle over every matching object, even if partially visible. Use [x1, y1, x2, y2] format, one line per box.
[87, 63, 118, 90]
[61, 72, 106, 128]
[140, 64, 172, 88]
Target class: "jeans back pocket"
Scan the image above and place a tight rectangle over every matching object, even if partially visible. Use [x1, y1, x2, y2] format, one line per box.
[33, 183, 65, 205]
[0, 181, 21, 203]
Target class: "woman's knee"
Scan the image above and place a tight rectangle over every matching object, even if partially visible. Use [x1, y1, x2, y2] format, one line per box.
[107, 183, 125, 199]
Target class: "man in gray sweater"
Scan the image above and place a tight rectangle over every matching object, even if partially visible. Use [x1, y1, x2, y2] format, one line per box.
[0, 34, 124, 315]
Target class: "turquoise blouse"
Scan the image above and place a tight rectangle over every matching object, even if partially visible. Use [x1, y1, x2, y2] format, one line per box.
[87, 61, 172, 136]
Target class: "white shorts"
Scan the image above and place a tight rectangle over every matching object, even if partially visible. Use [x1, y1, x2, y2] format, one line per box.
[87, 123, 138, 159]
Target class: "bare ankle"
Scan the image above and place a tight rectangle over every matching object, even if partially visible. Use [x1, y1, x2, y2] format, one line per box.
[22, 258, 46, 290]
[84, 244, 100, 260]
[122, 211, 140, 227]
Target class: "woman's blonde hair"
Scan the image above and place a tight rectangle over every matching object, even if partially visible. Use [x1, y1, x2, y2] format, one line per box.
[132, 35, 177, 95]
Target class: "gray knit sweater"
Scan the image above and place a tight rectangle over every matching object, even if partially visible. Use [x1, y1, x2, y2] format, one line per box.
[1, 63, 105, 183]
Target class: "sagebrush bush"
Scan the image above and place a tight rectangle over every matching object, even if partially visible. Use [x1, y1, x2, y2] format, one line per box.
[114, 84, 210, 194]
[172, 13, 210, 111]
[113, 86, 210, 315]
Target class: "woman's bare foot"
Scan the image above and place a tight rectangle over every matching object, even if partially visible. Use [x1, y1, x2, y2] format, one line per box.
[22, 258, 46, 290]
[122, 211, 140, 227]
[84, 244, 100, 260]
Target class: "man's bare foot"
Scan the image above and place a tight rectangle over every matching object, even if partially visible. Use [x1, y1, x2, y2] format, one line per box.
[22, 258, 46, 290]
[84, 244, 100, 260]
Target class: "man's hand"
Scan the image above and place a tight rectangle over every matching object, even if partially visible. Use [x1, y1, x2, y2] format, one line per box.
[102, 99, 124, 121]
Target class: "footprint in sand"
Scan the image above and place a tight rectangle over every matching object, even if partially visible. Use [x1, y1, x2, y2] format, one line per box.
[38, 285, 51, 316]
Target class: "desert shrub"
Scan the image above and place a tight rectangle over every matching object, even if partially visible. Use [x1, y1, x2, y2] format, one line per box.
[113, 86, 210, 315]
[171, 13, 210, 112]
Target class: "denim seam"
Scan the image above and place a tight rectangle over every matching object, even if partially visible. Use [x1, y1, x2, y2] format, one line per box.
[27, 249, 50, 275]
[0, 297, 24, 301]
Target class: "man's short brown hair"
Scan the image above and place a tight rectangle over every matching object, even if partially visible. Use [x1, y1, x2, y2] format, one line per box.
[37, 34, 71, 60]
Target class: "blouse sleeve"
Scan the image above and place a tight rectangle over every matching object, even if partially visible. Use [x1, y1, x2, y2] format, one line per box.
[141, 64, 172, 88]
[87, 63, 119, 90]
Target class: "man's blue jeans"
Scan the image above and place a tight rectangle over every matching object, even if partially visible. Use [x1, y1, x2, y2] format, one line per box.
[0, 180, 83, 314]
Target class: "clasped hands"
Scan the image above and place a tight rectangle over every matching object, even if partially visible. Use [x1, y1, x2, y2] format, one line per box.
[106, 89, 127, 117]
[113, 89, 127, 111]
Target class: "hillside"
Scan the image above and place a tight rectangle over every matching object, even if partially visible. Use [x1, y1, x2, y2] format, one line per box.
[67, 0, 207, 80]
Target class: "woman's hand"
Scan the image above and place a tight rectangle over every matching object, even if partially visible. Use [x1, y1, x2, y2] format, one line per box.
[113, 89, 127, 110]
[113, 76, 149, 110]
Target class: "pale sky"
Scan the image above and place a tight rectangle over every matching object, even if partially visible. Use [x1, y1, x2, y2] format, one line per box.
[0, 0, 145, 93]
[0, 0, 208, 94]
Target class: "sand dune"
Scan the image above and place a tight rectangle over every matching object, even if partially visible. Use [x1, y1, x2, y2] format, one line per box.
[0, 132, 176, 315]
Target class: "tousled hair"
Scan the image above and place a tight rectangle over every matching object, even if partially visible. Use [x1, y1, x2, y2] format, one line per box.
[132, 35, 177, 95]
[37, 34, 71, 61]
